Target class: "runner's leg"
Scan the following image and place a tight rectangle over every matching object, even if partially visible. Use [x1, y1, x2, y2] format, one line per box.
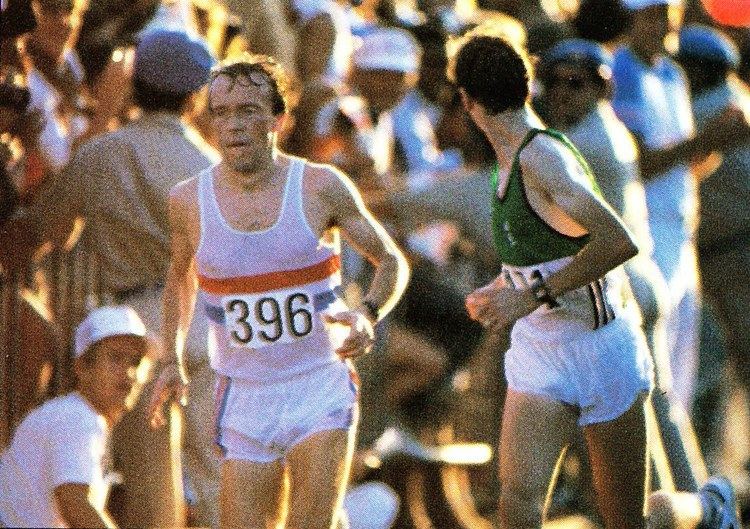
[219, 458, 285, 529]
[584, 393, 649, 529]
[285, 428, 356, 529]
[498, 389, 578, 529]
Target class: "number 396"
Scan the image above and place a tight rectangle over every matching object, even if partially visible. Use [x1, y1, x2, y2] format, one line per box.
[226, 293, 313, 345]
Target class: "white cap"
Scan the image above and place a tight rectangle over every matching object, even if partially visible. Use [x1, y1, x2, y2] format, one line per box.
[353, 27, 421, 73]
[622, 0, 682, 10]
[74, 306, 148, 358]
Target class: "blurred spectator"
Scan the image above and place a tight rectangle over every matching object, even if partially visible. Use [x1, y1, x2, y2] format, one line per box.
[0, 0, 36, 40]
[572, 0, 630, 44]
[11, 0, 93, 205]
[346, 0, 398, 37]
[410, 21, 456, 126]
[74, 0, 158, 84]
[0, 305, 152, 529]
[1, 0, 34, 224]
[285, 0, 354, 88]
[0, 29, 220, 528]
[611, 0, 750, 414]
[221, 0, 296, 69]
[675, 24, 750, 472]
[350, 25, 457, 180]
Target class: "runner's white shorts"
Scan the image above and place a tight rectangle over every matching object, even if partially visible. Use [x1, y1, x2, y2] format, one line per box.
[505, 315, 653, 426]
[213, 360, 359, 462]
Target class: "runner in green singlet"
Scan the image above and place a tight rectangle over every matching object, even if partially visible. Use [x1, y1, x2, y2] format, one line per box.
[448, 23, 653, 529]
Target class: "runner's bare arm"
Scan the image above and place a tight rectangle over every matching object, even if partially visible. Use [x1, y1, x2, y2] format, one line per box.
[525, 139, 638, 298]
[466, 140, 639, 330]
[149, 180, 199, 427]
[162, 182, 199, 375]
[321, 165, 410, 321]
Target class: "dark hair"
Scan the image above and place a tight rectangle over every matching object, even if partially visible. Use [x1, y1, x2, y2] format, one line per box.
[449, 34, 530, 114]
[573, 0, 630, 44]
[675, 57, 730, 92]
[209, 53, 292, 116]
[132, 76, 191, 112]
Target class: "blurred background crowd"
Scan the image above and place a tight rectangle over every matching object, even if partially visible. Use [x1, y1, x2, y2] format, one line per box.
[1, 0, 750, 527]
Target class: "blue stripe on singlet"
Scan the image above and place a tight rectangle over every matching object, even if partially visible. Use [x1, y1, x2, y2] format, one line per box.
[204, 287, 345, 325]
[214, 376, 232, 455]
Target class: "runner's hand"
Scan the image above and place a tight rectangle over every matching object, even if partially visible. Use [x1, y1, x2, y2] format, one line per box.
[147, 362, 188, 429]
[324, 310, 375, 359]
[466, 277, 537, 333]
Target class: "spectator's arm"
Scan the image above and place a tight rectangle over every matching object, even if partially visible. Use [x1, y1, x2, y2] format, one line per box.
[54, 483, 116, 528]
[637, 106, 750, 181]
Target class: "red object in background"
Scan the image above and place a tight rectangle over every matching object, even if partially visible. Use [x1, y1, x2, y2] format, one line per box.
[702, 0, 750, 27]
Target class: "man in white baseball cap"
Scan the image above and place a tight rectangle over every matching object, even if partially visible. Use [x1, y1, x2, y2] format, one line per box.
[0, 305, 151, 528]
[350, 26, 456, 178]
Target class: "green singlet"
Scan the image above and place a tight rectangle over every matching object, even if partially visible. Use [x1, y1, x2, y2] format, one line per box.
[490, 127, 602, 267]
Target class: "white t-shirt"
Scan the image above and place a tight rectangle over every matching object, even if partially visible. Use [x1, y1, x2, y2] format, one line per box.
[0, 393, 110, 528]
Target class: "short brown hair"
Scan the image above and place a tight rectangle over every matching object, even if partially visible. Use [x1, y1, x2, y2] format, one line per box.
[209, 53, 292, 116]
[447, 21, 531, 115]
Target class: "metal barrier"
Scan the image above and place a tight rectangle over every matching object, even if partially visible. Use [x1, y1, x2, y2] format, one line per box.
[0, 242, 102, 448]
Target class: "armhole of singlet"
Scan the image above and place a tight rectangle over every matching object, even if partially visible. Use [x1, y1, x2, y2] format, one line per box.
[516, 129, 589, 242]
[291, 157, 319, 241]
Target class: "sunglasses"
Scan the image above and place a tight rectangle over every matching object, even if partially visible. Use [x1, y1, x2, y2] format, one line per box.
[545, 75, 590, 90]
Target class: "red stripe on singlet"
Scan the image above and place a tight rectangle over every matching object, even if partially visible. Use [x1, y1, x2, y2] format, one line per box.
[198, 255, 341, 295]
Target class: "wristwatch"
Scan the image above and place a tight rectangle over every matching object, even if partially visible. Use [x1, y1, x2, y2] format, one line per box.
[530, 270, 559, 308]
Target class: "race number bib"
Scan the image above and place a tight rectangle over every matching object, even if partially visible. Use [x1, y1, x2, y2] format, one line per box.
[223, 287, 316, 348]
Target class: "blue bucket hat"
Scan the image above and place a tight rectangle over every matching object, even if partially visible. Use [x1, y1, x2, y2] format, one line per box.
[135, 30, 216, 93]
[677, 25, 740, 70]
[538, 38, 614, 86]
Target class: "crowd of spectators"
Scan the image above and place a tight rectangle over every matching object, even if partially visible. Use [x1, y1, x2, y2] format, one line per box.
[2, 0, 750, 527]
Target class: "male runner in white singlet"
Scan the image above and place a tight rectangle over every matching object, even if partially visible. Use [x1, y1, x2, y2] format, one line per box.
[148, 54, 409, 529]
[450, 25, 653, 528]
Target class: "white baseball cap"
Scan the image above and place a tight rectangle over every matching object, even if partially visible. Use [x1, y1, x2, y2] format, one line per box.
[622, 0, 682, 10]
[74, 306, 148, 358]
[353, 27, 422, 74]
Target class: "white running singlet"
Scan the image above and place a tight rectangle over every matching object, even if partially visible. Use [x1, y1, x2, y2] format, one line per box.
[196, 158, 349, 382]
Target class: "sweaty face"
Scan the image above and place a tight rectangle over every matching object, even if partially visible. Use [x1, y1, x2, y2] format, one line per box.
[209, 73, 280, 174]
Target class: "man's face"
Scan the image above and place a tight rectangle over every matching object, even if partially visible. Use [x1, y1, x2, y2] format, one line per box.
[350, 68, 410, 113]
[541, 63, 601, 129]
[209, 73, 281, 174]
[76, 335, 145, 420]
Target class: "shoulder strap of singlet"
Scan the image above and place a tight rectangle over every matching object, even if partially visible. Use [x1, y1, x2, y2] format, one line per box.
[196, 168, 216, 244]
[197, 168, 210, 226]
[498, 127, 601, 195]
[282, 157, 307, 226]
[489, 128, 542, 192]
